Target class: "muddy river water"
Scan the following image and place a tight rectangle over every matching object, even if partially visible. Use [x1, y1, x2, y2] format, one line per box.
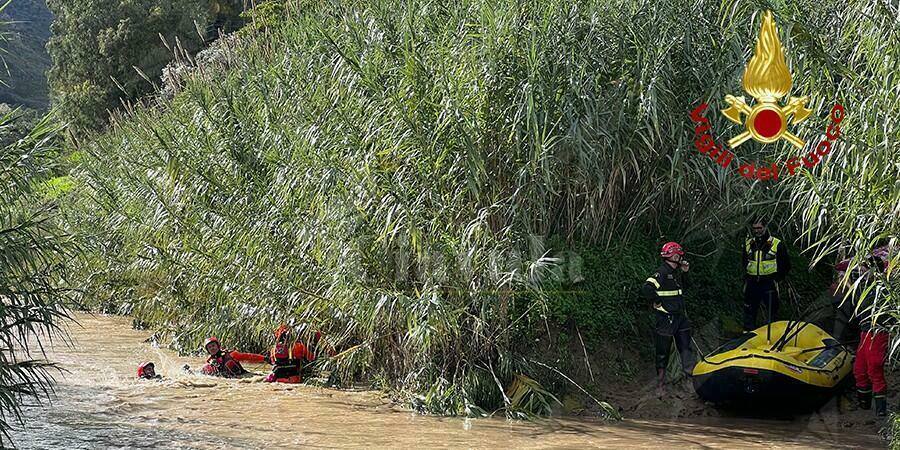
[11, 314, 885, 449]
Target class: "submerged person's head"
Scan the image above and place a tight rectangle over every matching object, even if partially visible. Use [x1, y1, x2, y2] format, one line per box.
[204, 337, 221, 355]
[137, 362, 156, 379]
[274, 324, 291, 344]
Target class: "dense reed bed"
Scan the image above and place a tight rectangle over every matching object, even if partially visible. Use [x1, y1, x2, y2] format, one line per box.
[60, 0, 897, 416]
[0, 110, 72, 445]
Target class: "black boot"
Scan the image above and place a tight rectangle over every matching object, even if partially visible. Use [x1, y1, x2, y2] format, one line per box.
[858, 388, 872, 410]
[875, 394, 887, 417]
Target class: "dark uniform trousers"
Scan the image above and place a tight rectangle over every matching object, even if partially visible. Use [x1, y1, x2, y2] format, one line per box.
[743, 279, 778, 331]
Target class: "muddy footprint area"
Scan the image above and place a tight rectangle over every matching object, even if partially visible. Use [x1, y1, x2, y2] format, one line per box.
[615, 374, 892, 430]
[11, 313, 888, 449]
[534, 331, 890, 448]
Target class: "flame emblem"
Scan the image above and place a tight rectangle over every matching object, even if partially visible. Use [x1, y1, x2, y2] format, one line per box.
[721, 11, 812, 148]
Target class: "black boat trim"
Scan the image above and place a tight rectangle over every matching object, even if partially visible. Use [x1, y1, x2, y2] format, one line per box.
[693, 365, 850, 412]
[698, 351, 849, 374]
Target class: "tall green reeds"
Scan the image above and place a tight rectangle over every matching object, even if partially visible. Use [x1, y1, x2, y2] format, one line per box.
[0, 109, 72, 445]
[63, 0, 897, 415]
[758, 0, 900, 329]
[0, 1, 74, 444]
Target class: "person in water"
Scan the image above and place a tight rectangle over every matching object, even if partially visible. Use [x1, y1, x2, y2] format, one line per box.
[137, 361, 162, 380]
[263, 324, 318, 383]
[201, 336, 268, 377]
[642, 241, 694, 396]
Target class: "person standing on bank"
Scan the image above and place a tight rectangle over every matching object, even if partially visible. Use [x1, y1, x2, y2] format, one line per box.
[642, 242, 695, 395]
[852, 250, 893, 417]
[741, 217, 791, 331]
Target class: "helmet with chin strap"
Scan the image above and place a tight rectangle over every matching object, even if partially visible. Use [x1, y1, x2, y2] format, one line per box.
[203, 336, 220, 352]
[137, 361, 155, 378]
[660, 242, 684, 258]
[274, 324, 291, 341]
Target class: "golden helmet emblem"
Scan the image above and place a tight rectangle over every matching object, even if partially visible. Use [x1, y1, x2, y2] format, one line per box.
[721, 11, 812, 149]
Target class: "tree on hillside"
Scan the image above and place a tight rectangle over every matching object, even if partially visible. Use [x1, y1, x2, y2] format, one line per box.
[46, 1, 246, 132]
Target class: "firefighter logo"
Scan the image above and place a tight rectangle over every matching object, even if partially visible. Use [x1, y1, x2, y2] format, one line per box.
[721, 11, 812, 149]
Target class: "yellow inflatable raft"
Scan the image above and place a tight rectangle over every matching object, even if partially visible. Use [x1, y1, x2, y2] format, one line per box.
[692, 320, 853, 411]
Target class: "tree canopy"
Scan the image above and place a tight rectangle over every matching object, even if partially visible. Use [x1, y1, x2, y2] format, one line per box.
[46, 0, 247, 131]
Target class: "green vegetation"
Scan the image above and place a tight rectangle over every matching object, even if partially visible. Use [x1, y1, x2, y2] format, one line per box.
[0, 0, 52, 109]
[0, 105, 42, 147]
[781, 0, 900, 326]
[0, 109, 72, 446]
[46, 0, 247, 132]
[892, 413, 900, 449]
[0, 3, 73, 446]
[58, 0, 896, 418]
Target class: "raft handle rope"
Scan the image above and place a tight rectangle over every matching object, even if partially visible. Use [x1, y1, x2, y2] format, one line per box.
[774, 321, 815, 352]
[766, 291, 773, 344]
[772, 299, 829, 350]
[694, 350, 848, 373]
[785, 339, 859, 356]
[769, 301, 833, 352]
[691, 336, 711, 364]
[768, 290, 824, 350]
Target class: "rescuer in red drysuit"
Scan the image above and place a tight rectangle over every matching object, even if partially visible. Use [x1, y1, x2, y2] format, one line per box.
[263, 324, 321, 384]
[200, 336, 268, 377]
[851, 251, 894, 417]
[833, 246, 894, 342]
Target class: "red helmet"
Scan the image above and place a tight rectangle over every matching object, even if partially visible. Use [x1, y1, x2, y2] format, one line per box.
[835, 259, 851, 272]
[137, 361, 154, 378]
[274, 324, 290, 341]
[660, 242, 684, 258]
[203, 336, 220, 350]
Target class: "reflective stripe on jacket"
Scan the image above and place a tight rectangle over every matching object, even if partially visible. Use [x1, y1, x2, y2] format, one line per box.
[746, 237, 781, 276]
[642, 263, 688, 315]
[644, 277, 682, 297]
[270, 342, 315, 379]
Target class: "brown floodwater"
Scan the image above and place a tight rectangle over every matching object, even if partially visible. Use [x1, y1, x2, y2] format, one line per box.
[11, 314, 885, 449]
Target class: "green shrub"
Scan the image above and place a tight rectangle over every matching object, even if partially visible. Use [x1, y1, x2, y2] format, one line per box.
[545, 234, 830, 345]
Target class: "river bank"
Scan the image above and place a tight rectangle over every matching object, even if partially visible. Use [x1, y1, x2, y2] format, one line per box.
[9, 313, 884, 449]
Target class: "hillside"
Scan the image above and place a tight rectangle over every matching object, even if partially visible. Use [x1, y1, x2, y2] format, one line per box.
[0, 0, 51, 109]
